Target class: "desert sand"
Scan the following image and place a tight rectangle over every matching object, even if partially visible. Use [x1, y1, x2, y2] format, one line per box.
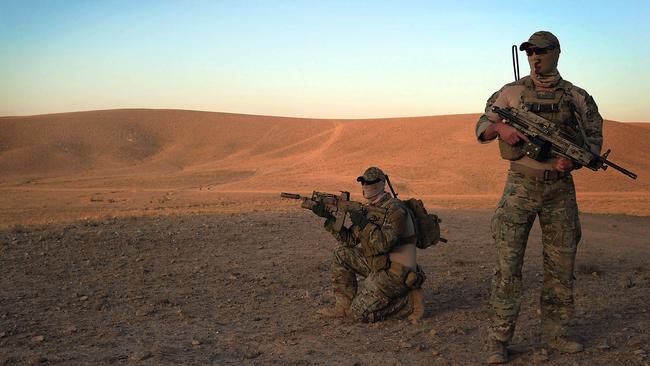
[1, 109, 648, 365]
[0, 109, 648, 227]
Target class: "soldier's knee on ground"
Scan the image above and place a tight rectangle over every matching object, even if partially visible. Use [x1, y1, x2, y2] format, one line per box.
[350, 292, 387, 323]
[350, 302, 373, 322]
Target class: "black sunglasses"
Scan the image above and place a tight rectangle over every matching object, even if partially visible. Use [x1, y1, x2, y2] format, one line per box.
[360, 178, 382, 185]
[525, 47, 554, 56]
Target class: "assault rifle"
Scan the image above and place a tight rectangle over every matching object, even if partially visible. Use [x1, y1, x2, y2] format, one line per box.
[280, 191, 387, 231]
[492, 106, 637, 180]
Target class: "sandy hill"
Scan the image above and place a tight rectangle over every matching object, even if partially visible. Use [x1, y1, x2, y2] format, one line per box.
[631, 122, 650, 130]
[1, 109, 648, 216]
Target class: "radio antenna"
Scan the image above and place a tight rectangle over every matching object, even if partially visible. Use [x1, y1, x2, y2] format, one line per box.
[511, 45, 520, 81]
[384, 175, 398, 198]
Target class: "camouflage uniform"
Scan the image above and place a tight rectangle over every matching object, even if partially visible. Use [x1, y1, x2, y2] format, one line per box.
[476, 32, 603, 346]
[323, 169, 425, 322]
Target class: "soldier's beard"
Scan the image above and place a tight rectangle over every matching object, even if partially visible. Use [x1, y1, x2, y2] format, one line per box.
[362, 181, 385, 201]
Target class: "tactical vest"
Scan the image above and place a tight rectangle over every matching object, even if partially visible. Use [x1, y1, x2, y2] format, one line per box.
[499, 78, 586, 161]
[360, 194, 393, 271]
[361, 194, 415, 271]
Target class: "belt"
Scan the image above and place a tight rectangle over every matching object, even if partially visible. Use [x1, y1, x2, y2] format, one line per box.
[510, 162, 567, 181]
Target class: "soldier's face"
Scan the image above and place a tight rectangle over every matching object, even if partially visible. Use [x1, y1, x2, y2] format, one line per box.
[527, 47, 560, 75]
[361, 180, 385, 200]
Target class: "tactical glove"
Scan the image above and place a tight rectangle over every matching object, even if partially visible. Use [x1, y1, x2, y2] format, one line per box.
[312, 202, 331, 218]
[348, 209, 369, 229]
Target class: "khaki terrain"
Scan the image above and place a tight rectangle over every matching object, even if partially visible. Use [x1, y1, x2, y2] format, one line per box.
[0, 110, 648, 365]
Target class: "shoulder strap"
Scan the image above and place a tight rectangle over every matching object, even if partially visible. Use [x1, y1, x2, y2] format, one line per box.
[559, 79, 574, 91]
[561, 80, 590, 148]
[522, 76, 535, 89]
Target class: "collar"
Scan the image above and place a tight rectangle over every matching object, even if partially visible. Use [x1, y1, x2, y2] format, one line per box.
[369, 192, 391, 207]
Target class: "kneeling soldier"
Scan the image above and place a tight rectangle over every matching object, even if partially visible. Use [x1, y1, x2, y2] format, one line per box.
[317, 167, 426, 323]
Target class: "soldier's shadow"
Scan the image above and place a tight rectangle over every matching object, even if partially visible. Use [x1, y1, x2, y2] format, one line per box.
[422, 280, 490, 319]
[571, 281, 647, 348]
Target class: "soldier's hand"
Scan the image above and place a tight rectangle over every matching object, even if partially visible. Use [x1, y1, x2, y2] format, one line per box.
[553, 156, 574, 172]
[348, 209, 370, 229]
[351, 225, 362, 240]
[495, 121, 529, 145]
[312, 202, 331, 218]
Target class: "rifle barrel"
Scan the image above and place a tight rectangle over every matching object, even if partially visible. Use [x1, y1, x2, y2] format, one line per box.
[280, 192, 303, 199]
[605, 160, 638, 180]
[493, 106, 638, 180]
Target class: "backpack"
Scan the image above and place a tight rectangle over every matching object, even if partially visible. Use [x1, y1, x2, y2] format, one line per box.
[403, 198, 442, 249]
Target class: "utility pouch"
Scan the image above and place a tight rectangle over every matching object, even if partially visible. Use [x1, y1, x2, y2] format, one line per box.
[403, 198, 442, 249]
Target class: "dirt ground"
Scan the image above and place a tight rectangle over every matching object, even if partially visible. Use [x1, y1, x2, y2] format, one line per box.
[1, 205, 649, 366]
[1, 106, 647, 366]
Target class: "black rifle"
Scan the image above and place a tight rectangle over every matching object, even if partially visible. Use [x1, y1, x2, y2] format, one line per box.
[280, 191, 387, 232]
[492, 106, 637, 179]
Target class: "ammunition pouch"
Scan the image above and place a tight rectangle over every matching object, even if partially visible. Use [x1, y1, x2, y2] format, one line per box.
[499, 79, 583, 162]
[520, 78, 584, 153]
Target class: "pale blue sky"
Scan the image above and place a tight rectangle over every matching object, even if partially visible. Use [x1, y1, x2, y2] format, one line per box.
[1, 0, 649, 121]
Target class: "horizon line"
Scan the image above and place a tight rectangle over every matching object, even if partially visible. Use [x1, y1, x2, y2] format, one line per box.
[1, 107, 646, 124]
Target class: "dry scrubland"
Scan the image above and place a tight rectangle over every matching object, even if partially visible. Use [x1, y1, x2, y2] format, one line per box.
[0, 109, 649, 365]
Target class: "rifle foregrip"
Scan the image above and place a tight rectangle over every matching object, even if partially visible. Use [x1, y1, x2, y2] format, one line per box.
[301, 200, 317, 210]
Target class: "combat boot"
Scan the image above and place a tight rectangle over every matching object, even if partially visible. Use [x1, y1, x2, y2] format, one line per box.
[543, 336, 584, 354]
[316, 294, 351, 318]
[407, 289, 424, 324]
[486, 340, 508, 364]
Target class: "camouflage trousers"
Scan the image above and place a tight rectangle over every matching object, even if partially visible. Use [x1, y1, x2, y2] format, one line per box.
[489, 170, 581, 343]
[330, 246, 422, 322]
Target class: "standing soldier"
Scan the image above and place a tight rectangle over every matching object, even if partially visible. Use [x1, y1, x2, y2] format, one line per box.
[315, 167, 426, 323]
[476, 31, 603, 364]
